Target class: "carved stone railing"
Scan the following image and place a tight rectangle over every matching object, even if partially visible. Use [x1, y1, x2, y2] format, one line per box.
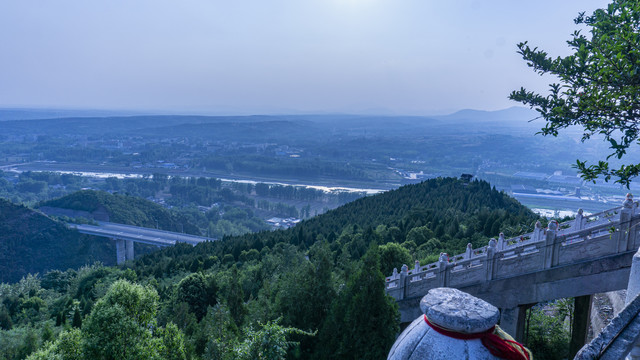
[386, 194, 640, 301]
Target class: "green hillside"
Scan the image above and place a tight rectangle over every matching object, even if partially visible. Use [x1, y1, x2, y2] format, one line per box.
[151, 177, 539, 276]
[0, 178, 546, 360]
[39, 190, 200, 235]
[0, 199, 114, 283]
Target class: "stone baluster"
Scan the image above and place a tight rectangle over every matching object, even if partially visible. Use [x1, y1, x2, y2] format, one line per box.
[465, 243, 473, 260]
[498, 233, 505, 250]
[543, 221, 558, 268]
[485, 238, 497, 281]
[572, 208, 584, 231]
[438, 253, 449, 287]
[619, 193, 635, 252]
[413, 260, 421, 281]
[532, 221, 543, 243]
[392, 267, 398, 280]
[399, 264, 409, 300]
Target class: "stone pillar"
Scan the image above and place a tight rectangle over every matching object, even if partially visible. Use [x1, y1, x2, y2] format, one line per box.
[498, 233, 506, 250]
[114, 238, 125, 265]
[485, 239, 497, 281]
[569, 294, 594, 358]
[572, 209, 584, 231]
[438, 253, 449, 287]
[125, 240, 135, 261]
[464, 243, 472, 260]
[532, 221, 543, 242]
[499, 306, 527, 342]
[543, 221, 558, 268]
[625, 248, 640, 360]
[620, 194, 635, 252]
[399, 264, 409, 300]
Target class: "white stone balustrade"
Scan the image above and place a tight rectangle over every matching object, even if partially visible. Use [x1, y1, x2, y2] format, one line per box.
[385, 194, 640, 301]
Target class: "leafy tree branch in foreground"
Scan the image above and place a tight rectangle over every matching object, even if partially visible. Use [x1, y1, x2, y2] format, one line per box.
[510, 0, 640, 186]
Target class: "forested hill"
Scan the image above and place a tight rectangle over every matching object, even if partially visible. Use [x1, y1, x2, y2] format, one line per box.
[0, 178, 547, 359]
[287, 177, 534, 241]
[39, 190, 199, 235]
[0, 199, 114, 283]
[135, 178, 539, 281]
[208, 177, 539, 265]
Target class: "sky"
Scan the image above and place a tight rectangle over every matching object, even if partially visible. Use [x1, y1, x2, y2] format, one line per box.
[0, 0, 610, 115]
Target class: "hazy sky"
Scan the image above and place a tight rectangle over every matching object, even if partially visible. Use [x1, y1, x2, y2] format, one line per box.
[0, 0, 609, 115]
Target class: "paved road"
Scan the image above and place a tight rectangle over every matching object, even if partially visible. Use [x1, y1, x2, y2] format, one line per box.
[70, 221, 216, 246]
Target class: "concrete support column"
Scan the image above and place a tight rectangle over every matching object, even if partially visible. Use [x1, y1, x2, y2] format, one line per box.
[625, 248, 640, 360]
[125, 240, 135, 261]
[569, 294, 593, 358]
[115, 238, 126, 265]
[499, 305, 527, 342]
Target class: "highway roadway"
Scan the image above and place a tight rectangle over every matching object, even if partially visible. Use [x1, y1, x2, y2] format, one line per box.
[70, 221, 216, 246]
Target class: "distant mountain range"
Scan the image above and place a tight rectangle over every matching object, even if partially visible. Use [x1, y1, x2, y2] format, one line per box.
[434, 106, 539, 123]
[0, 108, 145, 121]
[0, 106, 540, 125]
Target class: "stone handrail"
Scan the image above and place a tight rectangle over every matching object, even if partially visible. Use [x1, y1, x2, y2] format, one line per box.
[575, 291, 640, 359]
[385, 194, 640, 301]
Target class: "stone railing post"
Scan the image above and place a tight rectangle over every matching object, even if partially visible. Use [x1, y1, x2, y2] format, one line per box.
[485, 239, 497, 281]
[399, 264, 409, 300]
[438, 253, 449, 287]
[619, 193, 634, 252]
[543, 220, 558, 268]
[465, 243, 473, 260]
[572, 208, 584, 231]
[532, 220, 543, 243]
[498, 233, 505, 251]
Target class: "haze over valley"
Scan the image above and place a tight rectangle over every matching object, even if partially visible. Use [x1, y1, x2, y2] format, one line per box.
[3, 1, 638, 359]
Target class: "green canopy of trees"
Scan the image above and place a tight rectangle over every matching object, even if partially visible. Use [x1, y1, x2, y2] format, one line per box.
[511, 0, 640, 185]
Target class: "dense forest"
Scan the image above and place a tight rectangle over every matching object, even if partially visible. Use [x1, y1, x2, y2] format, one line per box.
[0, 178, 571, 360]
[0, 200, 114, 283]
[39, 190, 201, 235]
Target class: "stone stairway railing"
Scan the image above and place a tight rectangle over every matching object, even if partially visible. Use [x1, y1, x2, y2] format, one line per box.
[385, 194, 640, 301]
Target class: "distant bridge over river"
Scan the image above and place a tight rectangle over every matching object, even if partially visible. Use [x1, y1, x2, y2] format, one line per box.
[69, 221, 216, 264]
[385, 194, 640, 353]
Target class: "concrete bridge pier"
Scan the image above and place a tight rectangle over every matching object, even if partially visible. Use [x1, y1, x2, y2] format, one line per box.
[125, 240, 134, 261]
[499, 295, 593, 354]
[499, 304, 531, 342]
[115, 238, 126, 265]
[569, 294, 594, 358]
[113, 238, 135, 265]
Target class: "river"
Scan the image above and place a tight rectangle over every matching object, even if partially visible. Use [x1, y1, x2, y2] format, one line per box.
[6, 168, 386, 195]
